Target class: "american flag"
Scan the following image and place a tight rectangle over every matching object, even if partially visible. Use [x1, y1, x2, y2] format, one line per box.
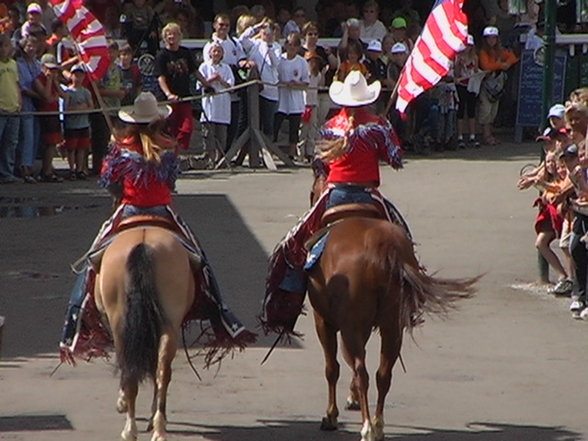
[48, 0, 110, 80]
[395, 0, 468, 113]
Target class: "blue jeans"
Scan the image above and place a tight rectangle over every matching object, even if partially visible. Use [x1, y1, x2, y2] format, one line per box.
[18, 115, 39, 167]
[0, 115, 20, 179]
[327, 185, 374, 208]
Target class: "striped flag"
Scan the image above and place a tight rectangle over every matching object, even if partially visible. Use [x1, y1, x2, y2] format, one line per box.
[47, 0, 110, 80]
[395, 0, 468, 113]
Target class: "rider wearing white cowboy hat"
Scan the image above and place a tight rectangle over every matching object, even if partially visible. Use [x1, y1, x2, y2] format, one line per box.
[328, 70, 381, 108]
[60, 92, 252, 360]
[262, 70, 409, 336]
[118, 91, 172, 124]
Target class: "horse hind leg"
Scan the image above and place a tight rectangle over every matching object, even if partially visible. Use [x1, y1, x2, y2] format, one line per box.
[314, 311, 340, 431]
[150, 329, 177, 441]
[341, 333, 373, 441]
[119, 377, 139, 441]
[372, 324, 402, 441]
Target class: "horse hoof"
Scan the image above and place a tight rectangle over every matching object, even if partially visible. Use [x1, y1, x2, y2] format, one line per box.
[120, 430, 137, 441]
[116, 399, 128, 413]
[360, 420, 376, 441]
[372, 416, 384, 441]
[345, 398, 360, 411]
[320, 416, 338, 431]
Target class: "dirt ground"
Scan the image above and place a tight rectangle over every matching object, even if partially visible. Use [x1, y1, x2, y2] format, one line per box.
[1, 140, 587, 441]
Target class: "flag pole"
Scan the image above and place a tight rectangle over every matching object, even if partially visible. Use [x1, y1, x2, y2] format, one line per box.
[383, 64, 405, 117]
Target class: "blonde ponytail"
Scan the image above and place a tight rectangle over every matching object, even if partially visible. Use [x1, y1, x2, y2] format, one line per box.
[318, 110, 356, 162]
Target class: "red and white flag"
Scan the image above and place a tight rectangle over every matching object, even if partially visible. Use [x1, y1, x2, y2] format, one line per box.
[395, 0, 468, 113]
[48, 0, 110, 80]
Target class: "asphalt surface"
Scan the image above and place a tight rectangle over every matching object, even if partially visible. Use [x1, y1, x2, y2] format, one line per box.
[1, 139, 587, 441]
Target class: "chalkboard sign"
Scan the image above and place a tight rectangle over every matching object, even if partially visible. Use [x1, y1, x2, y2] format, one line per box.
[516, 49, 567, 127]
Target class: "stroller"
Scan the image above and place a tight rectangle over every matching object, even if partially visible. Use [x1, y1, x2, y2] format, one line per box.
[410, 80, 459, 154]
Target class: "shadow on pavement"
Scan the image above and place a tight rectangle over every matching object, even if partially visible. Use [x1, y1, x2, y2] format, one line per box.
[148, 419, 583, 441]
[0, 192, 292, 359]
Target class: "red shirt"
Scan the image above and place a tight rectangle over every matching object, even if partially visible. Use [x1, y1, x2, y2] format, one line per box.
[36, 73, 60, 112]
[100, 138, 177, 207]
[321, 107, 403, 185]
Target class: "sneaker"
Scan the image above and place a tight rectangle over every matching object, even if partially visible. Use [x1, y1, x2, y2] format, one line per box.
[570, 299, 584, 319]
[580, 308, 588, 320]
[457, 139, 466, 149]
[549, 278, 574, 295]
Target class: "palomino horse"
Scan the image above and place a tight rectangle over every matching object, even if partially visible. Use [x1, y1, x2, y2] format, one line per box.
[94, 225, 196, 441]
[306, 174, 477, 441]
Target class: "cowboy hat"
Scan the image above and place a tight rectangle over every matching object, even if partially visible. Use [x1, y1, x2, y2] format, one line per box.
[118, 92, 172, 124]
[329, 71, 381, 107]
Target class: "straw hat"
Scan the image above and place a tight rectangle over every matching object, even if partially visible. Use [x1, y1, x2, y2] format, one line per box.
[329, 71, 381, 107]
[118, 92, 172, 124]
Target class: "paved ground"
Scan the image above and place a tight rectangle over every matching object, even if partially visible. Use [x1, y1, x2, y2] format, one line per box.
[1, 139, 588, 441]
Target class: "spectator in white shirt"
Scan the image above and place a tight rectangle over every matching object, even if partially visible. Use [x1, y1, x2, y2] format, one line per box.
[298, 50, 323, 162]
[360, 0, 387, 42]
[203, 13, 251, 152]
[198, 43, 235, 168]
[275, 33, 309, 159]
[239, 20, 282, 138]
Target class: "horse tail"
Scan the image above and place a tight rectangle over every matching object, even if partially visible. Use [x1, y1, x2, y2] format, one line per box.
[119, 243, 165, 384]
[378, 227, 479, 332]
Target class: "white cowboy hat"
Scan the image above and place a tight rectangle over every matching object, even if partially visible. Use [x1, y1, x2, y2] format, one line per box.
[329, 71, 381, 107]
[118, 92, 172, 124]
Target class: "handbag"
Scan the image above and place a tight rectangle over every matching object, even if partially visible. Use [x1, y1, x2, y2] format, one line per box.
[482, 71, 507, 103]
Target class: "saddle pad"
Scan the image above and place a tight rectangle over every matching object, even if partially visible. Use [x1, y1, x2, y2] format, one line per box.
[304, 232, 329, 271]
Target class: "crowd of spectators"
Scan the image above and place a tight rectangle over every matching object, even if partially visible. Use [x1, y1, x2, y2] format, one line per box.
[0, 0, 585, 181]
[517, 90, 588, 319]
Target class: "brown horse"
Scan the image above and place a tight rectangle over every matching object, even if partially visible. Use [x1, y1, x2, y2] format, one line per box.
[94, 226, 196, 441]
[306, 175, 478, 441]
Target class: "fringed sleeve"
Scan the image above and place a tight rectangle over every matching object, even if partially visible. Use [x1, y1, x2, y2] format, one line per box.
[100, 145, 179, 190]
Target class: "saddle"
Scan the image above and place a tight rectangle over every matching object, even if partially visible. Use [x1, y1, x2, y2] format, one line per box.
[320, 202, 384, 227]
[305, 203, 386, 251]
[80, 214, 202, 274]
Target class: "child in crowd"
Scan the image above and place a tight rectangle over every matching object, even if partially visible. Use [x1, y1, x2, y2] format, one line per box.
[455, 34, 481, 148]
[298, 50, 322, 162]
[198, 43, 235, 168]
[64, 64, 93, 180]
[35, 53, 64, 182]
[364, 39, 387, 113]
[335, 38, 367, 81]
[19, 3, 47, 40]
[547, 104, 566, 131]
[275, 32, 309, 160]
[119, 43, 142, 106]
[565, 103, 588, 149]
[364, 40, 386, 83]
[0, 33, 21, 184]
